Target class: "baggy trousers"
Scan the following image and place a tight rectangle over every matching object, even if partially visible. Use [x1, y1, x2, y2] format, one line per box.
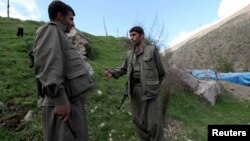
[42, 97, 89, 141]
[131, 84, 164, 141]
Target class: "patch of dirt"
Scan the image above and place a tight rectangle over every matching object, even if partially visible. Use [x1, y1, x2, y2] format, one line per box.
[164, 118, 182, 141]
[220, 81, 250, 101]
[0, 104, 27, 130]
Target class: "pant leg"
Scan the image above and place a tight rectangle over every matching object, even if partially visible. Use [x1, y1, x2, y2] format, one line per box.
[42, 106, 69, 141]
[145, 97, 164, 141]
[42, 96, 89, 141]
[131, 85, 150, 141]
[70, 97, 89, 141]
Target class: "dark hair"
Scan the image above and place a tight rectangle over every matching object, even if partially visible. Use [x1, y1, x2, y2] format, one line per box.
[129, 26, 144, 35]
[48, 1, 75, 20]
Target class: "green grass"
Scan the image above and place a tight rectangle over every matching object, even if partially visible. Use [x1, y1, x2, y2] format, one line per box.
[167, 91, 250, 141]
[0, 16, 250, 141]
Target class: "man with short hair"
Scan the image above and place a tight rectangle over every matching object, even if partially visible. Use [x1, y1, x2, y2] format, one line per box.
[105, 26, 165, 141]
[33, 1, 95, 141]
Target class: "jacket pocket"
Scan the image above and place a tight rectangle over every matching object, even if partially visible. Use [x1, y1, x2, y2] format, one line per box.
[145, 80, 160, 97]
[65, 47, 83, 73]
[143, 55, 153, 70]
[65, 69, 96, 100]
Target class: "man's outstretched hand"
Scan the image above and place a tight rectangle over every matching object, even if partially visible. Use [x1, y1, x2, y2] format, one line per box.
[105, 68, 112, 78]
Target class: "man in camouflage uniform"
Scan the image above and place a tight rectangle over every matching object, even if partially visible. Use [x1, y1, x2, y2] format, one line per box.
[105, 26, 165, 141]
[33, 1, 95, 141]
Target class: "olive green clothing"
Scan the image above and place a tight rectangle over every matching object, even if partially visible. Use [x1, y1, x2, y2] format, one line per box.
[33, 22, 95, 141]
[131, 85, 163, 141]
[132, 47, 143, 79]
[42, 97, 88, 141]
[112, 45, 165, 100]
[111, 45, 165, 141]
[33, 22, 95, 106]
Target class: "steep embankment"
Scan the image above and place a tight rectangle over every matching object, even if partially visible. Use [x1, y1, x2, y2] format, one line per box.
[164, 4, 250, 72]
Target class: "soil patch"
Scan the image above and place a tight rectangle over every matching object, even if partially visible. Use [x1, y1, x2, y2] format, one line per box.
[220, 81, 250, 101]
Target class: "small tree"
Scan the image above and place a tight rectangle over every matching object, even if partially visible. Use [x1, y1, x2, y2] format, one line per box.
[133, 15, 168, 50]
[217, 57, 234, 72]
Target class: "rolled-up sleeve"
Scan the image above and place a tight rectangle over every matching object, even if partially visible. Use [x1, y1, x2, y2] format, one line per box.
[34, 25, 68, 106]
[111, 57, 128, 79]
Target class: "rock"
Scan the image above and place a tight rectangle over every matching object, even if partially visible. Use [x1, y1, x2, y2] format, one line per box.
[166, 66, 199, 92]
[23, 110, 33, 122]
[166, 66, 221, 105]
[194, 80, 221, 105]
[14, 110, 34, 131]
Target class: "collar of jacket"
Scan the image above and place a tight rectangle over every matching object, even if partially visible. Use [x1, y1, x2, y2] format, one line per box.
[48, 21, 67, 32]
[136, 42, 147, 55]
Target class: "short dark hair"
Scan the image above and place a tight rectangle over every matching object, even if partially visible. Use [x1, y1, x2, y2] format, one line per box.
[129, 26, 144, 35]
[48, 0, 75, 20]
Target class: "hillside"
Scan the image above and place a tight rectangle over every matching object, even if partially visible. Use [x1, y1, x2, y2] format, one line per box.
[1, 17, 250, 141]
[164, 4, 250, 72]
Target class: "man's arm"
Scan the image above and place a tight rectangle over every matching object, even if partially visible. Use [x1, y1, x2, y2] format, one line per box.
[110, 57, 128, 79]
[154, 48, 165, 83]
[34, 25, 69, 103]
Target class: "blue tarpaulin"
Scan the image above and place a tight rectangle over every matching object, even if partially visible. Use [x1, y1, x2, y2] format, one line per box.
[192, 69, 250, 86]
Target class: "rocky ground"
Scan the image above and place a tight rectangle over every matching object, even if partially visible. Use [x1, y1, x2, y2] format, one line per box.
[220, 81, 250, 101]
[164, 118, 182, 141]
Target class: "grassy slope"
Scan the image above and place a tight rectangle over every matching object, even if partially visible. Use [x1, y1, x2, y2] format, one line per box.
[0, 17, 250, 141]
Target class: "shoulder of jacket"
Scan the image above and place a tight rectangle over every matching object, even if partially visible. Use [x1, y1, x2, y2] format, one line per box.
[127, 49, 133, 56]
[35, 22, 58, 37]
[145, 45, 156, 50]
[148, 45, 160, 53]
[144, 45, 156, 53]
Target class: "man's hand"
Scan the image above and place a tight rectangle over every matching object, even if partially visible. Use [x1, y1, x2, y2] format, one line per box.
[105, 68, 112, 78]
[54, 102, 71, 122]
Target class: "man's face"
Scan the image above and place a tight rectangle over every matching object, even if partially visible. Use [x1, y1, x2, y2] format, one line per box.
[61, 11, 74, 33]
[130, 31, 142, 46]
